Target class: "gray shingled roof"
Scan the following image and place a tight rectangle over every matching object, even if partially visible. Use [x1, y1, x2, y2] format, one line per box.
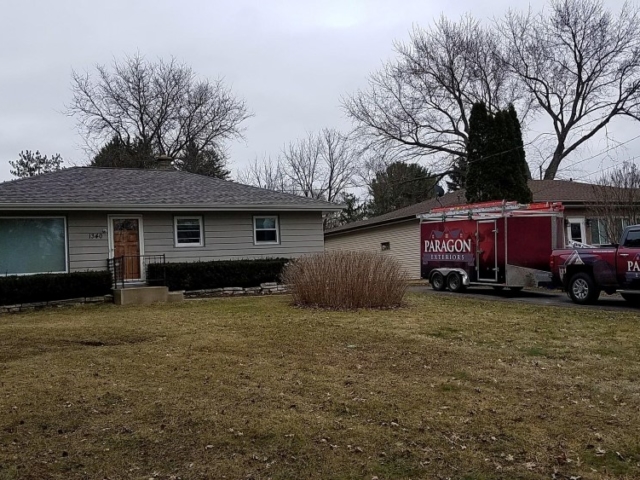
[0, 167, 341, 211]
[325, 179, 608, 236]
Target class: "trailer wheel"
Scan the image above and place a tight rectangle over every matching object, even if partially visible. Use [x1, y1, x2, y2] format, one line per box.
[430, 272, 446, 291]
[568, 273, 600, 305]
[446, 272, 466, 293]
[621, 293, 640, 307]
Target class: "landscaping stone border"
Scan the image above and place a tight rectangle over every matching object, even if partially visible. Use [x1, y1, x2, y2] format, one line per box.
[0, 295, 114, 314]
[0, 282, 289, 314]
[184, 283, 288, 299]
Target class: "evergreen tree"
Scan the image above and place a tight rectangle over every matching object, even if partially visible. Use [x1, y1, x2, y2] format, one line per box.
[338, 193, 367, 225]
[368, 162, 436, 216]
[446, 156, 467, 191]
[91, 136, 155, 169]
[465, 103, 532, 204]
[177, 139, 230, 179]
[9, 150, 63, 178]
[91, 136, 229, 178]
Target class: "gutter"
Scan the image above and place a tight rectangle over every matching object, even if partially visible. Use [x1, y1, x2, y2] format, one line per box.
[0, 203, 343, 213]
[324, 215, 418, 236]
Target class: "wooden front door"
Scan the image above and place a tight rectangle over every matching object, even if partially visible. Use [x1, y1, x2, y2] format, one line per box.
[112, 218, 141, 281]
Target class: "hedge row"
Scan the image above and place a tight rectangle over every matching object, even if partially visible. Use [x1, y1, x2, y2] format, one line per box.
[148, 258, 290, 291]
[0, 271, 113, 306]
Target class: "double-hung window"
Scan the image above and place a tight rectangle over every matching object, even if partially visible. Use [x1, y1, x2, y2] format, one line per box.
[253, 216, 279, 244]
[174, 216, 204, 247]
[0, 217, 68, 275]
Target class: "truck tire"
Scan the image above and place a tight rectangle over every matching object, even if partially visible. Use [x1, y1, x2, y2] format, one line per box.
[621, 293, 640, 307]
[430, 271, 446, 291]
[568, 273, 600, 305]
[446, 272, 466, 293]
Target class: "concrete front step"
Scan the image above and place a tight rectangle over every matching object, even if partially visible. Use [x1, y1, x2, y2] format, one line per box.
[113, 286, 183, 306]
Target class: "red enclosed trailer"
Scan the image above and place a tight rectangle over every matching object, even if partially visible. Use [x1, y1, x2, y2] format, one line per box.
[420, 201, 565, 292]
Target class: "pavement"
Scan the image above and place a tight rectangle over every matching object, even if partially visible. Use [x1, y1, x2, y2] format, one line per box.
[409, 284, 640, 313]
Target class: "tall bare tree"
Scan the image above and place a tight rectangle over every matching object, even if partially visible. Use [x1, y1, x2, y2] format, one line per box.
[68, 54, 250, 162]
[237, 155, 290, 193]
[239, 129, 359, 203]
[500, 0, 640, 179]
[343, 16, 527, 184]
[591, 162, 640, 243]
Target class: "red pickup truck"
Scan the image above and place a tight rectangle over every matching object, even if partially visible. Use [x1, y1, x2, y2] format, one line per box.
[550, 225, 640, 305]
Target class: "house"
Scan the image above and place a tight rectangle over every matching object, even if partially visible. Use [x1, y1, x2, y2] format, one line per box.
[0, 163, 340, 280]
[324, 179, 629, 279]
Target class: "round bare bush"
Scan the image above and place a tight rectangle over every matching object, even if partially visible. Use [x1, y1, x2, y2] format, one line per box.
[281, 251, 408, 309]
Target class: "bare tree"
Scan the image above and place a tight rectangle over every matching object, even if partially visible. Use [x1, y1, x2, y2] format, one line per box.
[237, 155, 290, 193]
[500, 0, 640, 179]
[68, 54, 250, 160]
[591, 162, 640, 243]
[282, 129, 358, 203]
[239, 129, 359, 203]
[343, 15, 527, 178]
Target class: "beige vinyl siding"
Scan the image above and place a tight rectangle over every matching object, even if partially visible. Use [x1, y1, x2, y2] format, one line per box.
[324, 219, 421, 279]
[67, 212, 109, 272]
[143, 211, 324, 261]
[2, 210, 324, 273]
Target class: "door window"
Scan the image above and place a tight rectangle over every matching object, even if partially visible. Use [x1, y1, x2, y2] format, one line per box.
[623, 230, 640, 248]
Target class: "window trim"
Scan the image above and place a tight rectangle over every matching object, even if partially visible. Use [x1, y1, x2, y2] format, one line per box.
[253, 215, 280, 245]
[0, 216, 69, 276]
[566, 217, 586, 244]
[174, 215, 204, 248]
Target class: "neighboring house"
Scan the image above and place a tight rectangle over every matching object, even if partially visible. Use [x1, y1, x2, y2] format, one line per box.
[0, 163, 340, 280]
[324, 179, 633, 279]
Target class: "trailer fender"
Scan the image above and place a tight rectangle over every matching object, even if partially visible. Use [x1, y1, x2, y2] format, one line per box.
[431, 268, 470, 286]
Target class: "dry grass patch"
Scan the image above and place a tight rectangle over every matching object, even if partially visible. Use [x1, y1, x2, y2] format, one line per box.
[0, 295, 639, 479]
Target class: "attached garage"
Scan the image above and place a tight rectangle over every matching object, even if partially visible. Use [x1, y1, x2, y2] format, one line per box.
[325, 218, 421, 279]
[324, 179, 620, 280]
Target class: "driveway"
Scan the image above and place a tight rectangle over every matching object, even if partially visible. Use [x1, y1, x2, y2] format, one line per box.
[409, 285, 640, 312]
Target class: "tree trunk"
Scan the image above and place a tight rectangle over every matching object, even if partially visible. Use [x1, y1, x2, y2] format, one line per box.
[543, 147, 564, 180]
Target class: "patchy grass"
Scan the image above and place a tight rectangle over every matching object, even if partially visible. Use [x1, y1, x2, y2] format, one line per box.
[0, 294, 639, 479]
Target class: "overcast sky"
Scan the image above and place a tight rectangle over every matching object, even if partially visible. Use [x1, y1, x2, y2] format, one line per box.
[1, 0, 638, 186]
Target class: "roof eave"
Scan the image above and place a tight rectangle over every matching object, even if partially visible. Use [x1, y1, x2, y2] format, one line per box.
[0, 203, 343, 212]
[324, 215, 418, 236]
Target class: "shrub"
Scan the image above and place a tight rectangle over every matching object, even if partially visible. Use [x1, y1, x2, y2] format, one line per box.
[148, 258, 289, 291]
[281, 251, 408, 309]
[0, 271, 113, 306]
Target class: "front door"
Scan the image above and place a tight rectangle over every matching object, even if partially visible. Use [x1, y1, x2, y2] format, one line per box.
[112, 218, 141, 281]
[477, 220, 498, 282]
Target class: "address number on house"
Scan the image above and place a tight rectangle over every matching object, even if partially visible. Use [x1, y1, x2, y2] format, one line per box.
[89, 233, 103, 239]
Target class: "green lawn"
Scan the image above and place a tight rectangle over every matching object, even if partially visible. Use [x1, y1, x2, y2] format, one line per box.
[1, 294, 639, 479]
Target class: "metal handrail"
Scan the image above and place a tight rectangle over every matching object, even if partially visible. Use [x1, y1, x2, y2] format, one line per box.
[107, 254, 166, 289]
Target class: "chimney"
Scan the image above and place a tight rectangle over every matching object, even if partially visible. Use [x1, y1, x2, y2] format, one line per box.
[156, 155, 174, 170]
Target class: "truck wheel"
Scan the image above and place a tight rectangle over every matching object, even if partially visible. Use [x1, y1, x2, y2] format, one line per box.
[446, 272, 466, 293]
[568, 273, 600, 305]
[509, 287, 524, 293]
[430, 272, 446, 291]
[492, 286, 505, 291]
[621, 293, 640, 307]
